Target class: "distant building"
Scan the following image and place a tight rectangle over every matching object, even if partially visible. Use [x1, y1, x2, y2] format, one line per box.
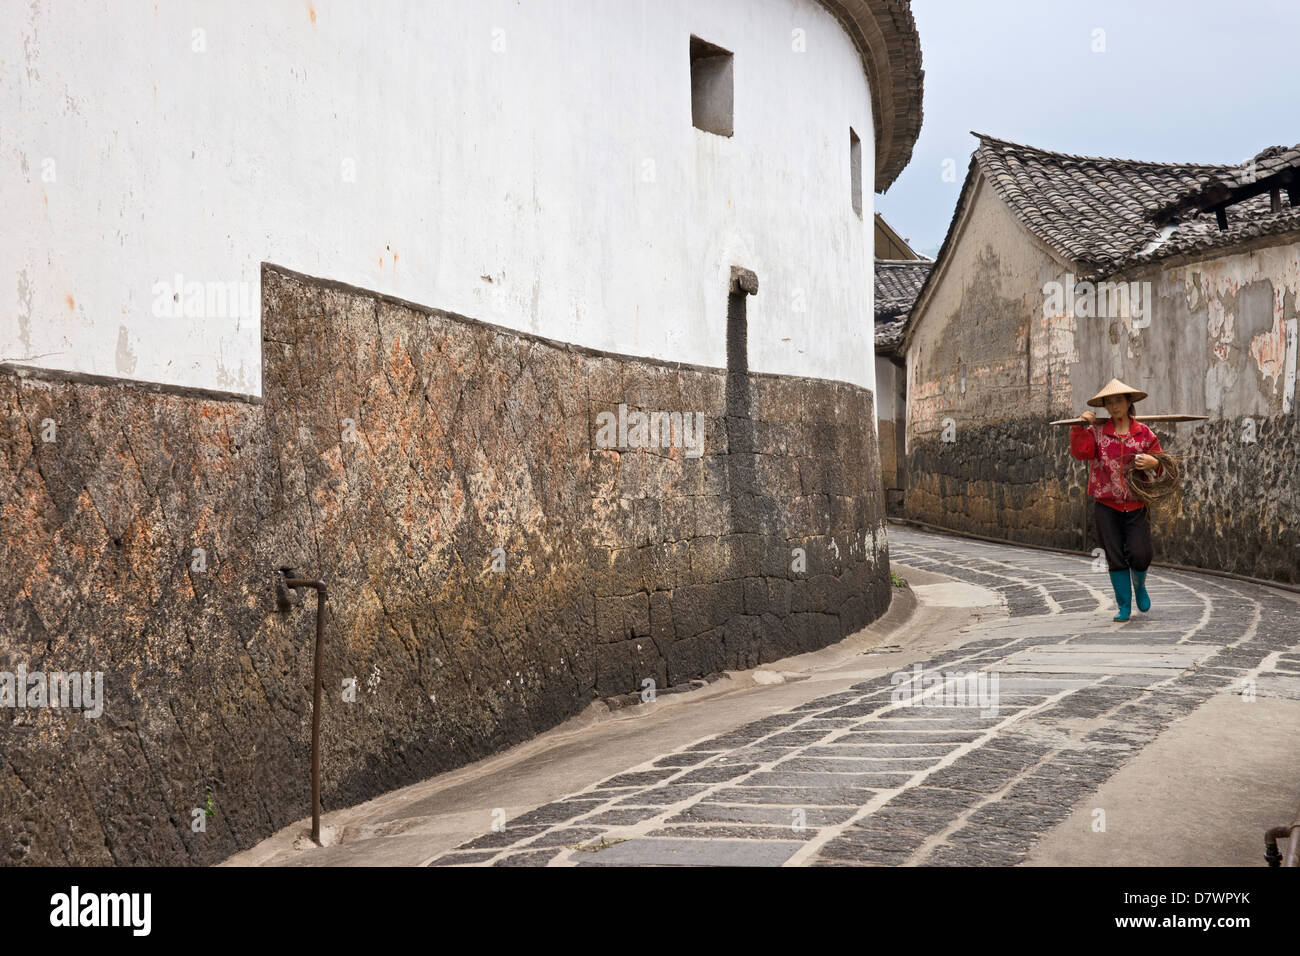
[873, 244, 931, 512]
[874, 212, 922, 260]
[897, 134, 1300, 580]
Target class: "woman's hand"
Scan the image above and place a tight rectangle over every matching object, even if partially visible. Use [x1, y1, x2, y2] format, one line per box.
[1080, 410, 1097, 425]
[1134, 453, 1158, 470]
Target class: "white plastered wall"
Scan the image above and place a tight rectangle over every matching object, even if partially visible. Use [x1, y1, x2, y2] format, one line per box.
[3, 0, 877, 397]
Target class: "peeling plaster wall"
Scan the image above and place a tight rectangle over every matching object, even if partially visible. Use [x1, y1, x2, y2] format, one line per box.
[903, 176, 1300, 579]
[906, 176, 1073, 447]
[2, 0, 877, 397]
[0, 267, 890, 865]
[902, 178, 1083, 542]
[1070, 244, 1300, 419]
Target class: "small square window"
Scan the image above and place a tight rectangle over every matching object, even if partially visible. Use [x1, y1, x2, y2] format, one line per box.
[690, 36, 734, 137]
[850, 127, 863, 218]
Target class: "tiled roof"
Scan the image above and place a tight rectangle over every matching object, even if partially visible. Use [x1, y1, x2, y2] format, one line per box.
[973, 134, 1300, 275]
[875, 259, 933, 317]
[973, 134, 1234, 273]
[1148, 143, 1300, 223]
[815, 0, 924, 191]
[874, 315, 908, 352]
[899, 133, 1300, 355]
[1128, 194, 1300, 268]
[874, 258, 932, 352]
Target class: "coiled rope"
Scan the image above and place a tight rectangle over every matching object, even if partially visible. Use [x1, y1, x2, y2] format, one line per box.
[1127, 452, 1182, 508]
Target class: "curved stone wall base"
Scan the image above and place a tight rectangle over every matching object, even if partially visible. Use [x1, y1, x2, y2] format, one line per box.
[0, 265, 891, 865]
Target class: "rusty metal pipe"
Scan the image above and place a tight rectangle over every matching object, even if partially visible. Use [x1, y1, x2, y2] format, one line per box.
[1265, 819, 1300, 867]
[284, 577, 328, 845]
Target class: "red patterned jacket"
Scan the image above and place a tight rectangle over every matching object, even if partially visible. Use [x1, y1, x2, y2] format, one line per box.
[1069, 417, 1164, 512]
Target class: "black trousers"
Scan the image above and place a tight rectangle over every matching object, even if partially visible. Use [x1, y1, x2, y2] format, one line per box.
[1094, 501, 1153, 572]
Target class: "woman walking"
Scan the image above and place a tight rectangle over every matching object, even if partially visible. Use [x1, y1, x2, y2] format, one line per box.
[1069, 379, 1165, 622]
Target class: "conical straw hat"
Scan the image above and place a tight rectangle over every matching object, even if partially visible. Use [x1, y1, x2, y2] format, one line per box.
[1088, 378, 1148, 407]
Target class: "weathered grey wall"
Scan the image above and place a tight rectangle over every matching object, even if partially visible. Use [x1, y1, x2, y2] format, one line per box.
[1157, 414, 1300, 580]
[903, 175, 1082, 542]
[1069, 244, 1298, 420]
[906, 412, 1300, 582]
[905, 175, 1074, 447]
[0, 265, 891, 865]
[903, 179, 1300, 581]
[905, 419, 1092, 550]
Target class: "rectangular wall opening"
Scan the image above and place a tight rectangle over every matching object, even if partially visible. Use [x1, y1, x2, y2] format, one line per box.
[690, 36, 734, 137]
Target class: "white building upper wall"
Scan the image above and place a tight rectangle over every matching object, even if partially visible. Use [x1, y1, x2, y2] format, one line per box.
[3, 0, 878, 397]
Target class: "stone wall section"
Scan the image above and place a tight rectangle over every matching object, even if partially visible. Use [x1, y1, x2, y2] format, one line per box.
[903, 415, 1299, 584]
[0, 265, 891, 865]
[903, 419, 1088, 550]
[1157, 414, 1300, 582]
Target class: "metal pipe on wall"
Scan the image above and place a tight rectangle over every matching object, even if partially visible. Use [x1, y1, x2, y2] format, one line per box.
[276, 571, 329, 845]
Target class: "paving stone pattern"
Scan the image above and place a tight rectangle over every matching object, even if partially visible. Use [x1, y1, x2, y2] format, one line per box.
[428, 527, 1300, 867]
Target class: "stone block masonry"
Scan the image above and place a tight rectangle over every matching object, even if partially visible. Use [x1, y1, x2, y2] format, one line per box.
[904, 419, 1090, 551]
[1158, 415, 1300, 583]
[903, 415, 1300, 584]
[0, 264, 891, 865]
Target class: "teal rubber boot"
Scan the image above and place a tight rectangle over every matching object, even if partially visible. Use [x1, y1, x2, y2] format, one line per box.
[1109, 570, 1132, 622]
[1132, 569, 1151, 613]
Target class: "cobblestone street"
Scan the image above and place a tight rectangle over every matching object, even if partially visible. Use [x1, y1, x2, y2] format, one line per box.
[412, 527, 1300, 867]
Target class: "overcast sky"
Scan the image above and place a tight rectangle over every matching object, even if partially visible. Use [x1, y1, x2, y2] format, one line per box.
[875, 0, 1300, 258]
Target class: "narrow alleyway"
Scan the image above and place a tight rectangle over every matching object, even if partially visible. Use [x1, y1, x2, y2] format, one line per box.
[235, 526, 1300, 867]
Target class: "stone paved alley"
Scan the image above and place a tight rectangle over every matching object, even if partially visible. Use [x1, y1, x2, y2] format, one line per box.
[232, 527, 1300, 868]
